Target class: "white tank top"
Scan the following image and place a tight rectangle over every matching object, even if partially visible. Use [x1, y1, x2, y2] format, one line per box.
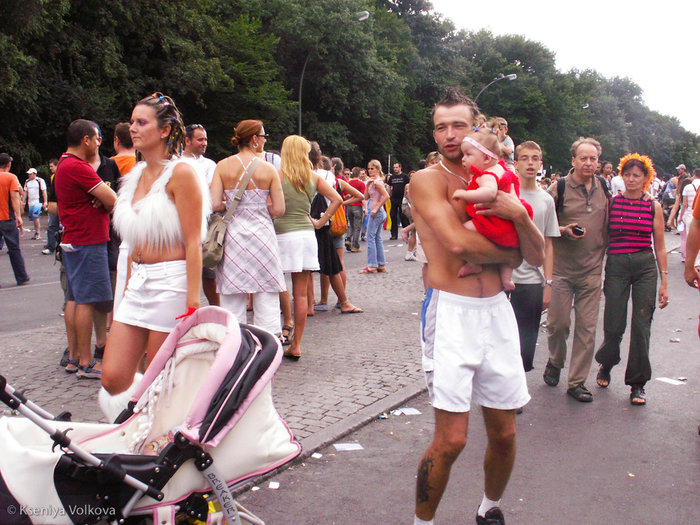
[113, 157, 211, 251]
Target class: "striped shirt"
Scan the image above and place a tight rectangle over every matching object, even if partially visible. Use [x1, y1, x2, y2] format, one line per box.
[607, 195, 654, 254]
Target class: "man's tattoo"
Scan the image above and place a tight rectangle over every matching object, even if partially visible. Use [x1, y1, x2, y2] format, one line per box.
[416, 456, 435, 503]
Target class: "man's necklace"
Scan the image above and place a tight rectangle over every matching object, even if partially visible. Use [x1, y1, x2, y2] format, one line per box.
[439, 161, 469, 185]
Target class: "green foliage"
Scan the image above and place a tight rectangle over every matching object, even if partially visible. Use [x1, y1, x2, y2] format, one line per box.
[0, 0, 697, 177]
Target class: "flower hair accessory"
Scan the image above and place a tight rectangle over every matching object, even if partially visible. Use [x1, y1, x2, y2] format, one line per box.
[151, 93, 169, 106]
[618, 153, 656, 190]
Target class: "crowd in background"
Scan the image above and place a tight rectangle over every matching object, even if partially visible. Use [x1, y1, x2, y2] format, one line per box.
[1, 95, 698, 414]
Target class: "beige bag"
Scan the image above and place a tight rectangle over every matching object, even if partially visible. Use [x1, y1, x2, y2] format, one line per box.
[202, 158, 260, 269]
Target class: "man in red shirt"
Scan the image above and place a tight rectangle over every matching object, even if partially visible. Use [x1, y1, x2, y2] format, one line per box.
[0, 152, 30, 286]
[54, 120, 117, 379]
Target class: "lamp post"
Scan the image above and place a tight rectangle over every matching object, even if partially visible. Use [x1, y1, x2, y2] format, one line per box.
[298, 10, 370, 135]
[474, 73, 517, 103]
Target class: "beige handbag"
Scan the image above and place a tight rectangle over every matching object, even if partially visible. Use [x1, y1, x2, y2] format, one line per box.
[202, 157, 260, 269]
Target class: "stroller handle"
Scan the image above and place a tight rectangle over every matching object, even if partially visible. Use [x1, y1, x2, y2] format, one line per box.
[0, 375, 20, 409]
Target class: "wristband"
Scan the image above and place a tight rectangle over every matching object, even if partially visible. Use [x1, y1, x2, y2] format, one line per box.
[545, 280, 553, 286]
[175, 307, 197, 320]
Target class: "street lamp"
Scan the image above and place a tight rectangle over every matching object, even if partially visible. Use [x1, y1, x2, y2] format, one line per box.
[474, 73, 517, 103]
[298, 11, 370, 135]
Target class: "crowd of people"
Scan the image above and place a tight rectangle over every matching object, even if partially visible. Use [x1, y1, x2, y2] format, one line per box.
[1, 86, 699, 525]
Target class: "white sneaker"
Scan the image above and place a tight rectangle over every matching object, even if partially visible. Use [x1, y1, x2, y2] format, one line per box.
[404, 251, 417, 261]
[42, 248, 51, 255]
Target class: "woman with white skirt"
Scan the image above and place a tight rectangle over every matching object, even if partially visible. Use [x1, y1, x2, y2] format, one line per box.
[100, 93, 210, 420]
[274, 135, 341, 360]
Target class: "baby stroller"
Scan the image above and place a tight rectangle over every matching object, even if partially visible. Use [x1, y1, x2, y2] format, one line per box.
[0, 307, 301, 524]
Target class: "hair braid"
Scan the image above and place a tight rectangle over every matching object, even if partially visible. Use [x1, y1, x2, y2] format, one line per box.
[135, 92, 186, 159]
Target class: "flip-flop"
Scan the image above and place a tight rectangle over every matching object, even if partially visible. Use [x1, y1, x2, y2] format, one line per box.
[341, 306, 363, 314]
[283, 350, 301, 361]
[313, 302, 330, 311]
[359, 267, 377, 274]
[65, 359, 80, 374]
[376, 266, 388, 273]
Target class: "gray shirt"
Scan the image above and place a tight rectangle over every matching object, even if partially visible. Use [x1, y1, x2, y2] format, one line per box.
[512, 187, 560, 284]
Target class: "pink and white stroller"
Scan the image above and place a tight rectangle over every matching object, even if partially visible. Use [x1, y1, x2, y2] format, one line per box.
[0, 307, 301, 524]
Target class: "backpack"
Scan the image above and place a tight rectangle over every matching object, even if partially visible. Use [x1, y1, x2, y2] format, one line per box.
[661, 180, 676, 205]
[555, 175, 611, 217]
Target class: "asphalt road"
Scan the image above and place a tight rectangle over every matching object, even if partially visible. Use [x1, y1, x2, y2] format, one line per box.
[237, 263, 700, 524]
[232, 234, 700, 525]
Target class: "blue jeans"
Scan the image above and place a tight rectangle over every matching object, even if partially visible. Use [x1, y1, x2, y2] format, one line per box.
[45, 213, 60, 252]
[0, 220, 29, 284]
[366, 208, 386, 268]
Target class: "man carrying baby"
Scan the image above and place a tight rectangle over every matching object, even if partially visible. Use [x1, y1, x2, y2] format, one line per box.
[411, 88, 544, 525]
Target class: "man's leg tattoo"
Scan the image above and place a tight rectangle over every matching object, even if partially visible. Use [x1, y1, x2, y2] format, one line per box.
[416, 456, 435, 503]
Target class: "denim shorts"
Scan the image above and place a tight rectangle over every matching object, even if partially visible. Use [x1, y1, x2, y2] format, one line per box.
[62, 243, 113, 305]
[28, 203, 42, 219]
[332, 233, 345, 250]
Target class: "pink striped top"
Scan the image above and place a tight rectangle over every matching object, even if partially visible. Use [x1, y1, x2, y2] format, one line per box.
[607, 195, 654, 254]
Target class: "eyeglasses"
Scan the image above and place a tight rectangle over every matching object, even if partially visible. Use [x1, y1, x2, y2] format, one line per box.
[257, 134, 269, 139]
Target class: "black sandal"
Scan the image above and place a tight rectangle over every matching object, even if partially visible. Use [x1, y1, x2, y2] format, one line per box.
[279, 325, 293, 346]
[596, 365, 611, 388]
[630, 385, 646, 405]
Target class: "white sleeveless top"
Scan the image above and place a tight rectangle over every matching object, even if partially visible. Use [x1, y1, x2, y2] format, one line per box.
[113, 157, 211, 251]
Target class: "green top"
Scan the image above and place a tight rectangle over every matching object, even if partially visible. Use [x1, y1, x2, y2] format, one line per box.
[274, 175, 317, 234]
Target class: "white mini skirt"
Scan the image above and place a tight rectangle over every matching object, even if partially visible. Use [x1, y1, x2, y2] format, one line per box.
[276, 230, 320, 273]
[114, 260, 187, 333]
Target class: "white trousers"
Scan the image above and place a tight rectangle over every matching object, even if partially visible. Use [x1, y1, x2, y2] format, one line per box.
[220, 292, 281, 335]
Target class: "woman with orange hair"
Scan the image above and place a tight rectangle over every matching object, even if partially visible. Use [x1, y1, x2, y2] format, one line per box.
[594, 154, 669, 406]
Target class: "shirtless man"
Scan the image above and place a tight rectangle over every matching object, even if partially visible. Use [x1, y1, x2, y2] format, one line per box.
[410, 88, 544, 525]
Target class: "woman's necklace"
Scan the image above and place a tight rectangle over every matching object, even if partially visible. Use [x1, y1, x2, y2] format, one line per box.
[439, 161, 469, 185]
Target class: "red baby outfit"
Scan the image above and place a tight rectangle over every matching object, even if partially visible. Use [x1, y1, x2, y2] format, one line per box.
[465, 161, 533, 248]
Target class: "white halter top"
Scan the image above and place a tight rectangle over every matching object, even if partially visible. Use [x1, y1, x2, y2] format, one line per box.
[113, 157, 211, 251]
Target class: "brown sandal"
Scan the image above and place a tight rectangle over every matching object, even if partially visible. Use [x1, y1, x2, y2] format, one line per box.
[279, 325, 293, 346]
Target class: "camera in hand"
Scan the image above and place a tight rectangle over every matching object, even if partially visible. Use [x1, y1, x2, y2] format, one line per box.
[571, 225, 584, 236]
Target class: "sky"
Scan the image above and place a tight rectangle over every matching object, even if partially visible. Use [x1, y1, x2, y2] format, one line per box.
[430, 0, 700, 135]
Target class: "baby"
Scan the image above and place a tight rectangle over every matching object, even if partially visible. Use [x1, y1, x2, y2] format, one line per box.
[452, 122, 533, 290]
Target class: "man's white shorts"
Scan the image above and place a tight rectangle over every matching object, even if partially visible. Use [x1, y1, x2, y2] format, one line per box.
[421, 288, 530, 412]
